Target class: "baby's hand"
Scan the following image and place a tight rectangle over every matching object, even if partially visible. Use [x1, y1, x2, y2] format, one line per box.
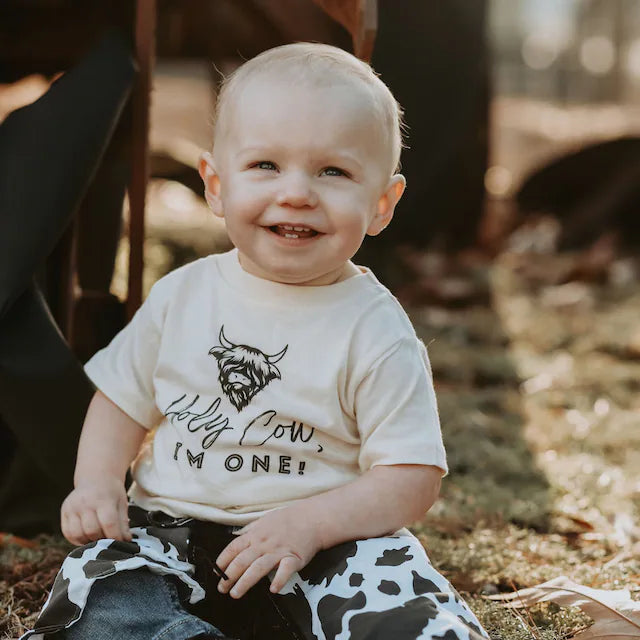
[60, 477, 131, 545]
[216, 506, 323, 599]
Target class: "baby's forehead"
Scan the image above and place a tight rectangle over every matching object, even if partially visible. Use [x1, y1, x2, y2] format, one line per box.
[217, 72, 382, 140]
[219, 78, 382, 154]
[227, 69, 377, 112]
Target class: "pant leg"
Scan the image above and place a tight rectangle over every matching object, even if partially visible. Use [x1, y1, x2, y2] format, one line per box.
[52, 568, 226, 640]
[271, 532, 488, 640]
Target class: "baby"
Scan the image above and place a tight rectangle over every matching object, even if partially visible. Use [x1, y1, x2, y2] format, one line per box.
[23, 43, 488, 640]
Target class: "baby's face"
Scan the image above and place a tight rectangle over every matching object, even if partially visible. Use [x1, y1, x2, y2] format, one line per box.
[201, 77, 404, 286]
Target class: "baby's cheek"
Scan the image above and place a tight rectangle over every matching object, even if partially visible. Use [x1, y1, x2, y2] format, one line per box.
[230, 189, 272, 218]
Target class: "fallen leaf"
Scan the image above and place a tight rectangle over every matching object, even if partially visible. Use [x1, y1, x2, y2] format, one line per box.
[551, 509, 596, 534]
[487, 576, 640, 639]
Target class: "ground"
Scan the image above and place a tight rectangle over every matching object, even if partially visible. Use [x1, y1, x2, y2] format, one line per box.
[1, 222, 639, 639]
[402, 234, 640, 639]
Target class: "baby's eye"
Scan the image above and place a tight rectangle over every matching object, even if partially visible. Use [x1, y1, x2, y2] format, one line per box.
[321, 166, 349, 178]
[252, 161, 277, 171]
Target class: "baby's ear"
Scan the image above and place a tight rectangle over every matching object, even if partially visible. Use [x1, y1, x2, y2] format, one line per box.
[367, 174, 406, 236]
[198, 151, 223, 218]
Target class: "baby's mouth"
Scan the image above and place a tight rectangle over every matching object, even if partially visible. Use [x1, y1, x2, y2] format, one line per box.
[269, 224, 319, 239]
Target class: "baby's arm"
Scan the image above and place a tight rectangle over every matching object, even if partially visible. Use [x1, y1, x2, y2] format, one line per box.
[296, 463, 442, 546]
[60, 390, 147, 545]
[216, 463, 441, 598]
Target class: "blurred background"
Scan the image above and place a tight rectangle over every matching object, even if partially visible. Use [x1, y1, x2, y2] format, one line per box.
[2, 0, 639, 306]
[487, 0, 640, 253]
[1, 2, 639, 637]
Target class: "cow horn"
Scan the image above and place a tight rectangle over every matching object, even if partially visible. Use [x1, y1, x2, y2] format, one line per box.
[266, 344, 288, 364]
[218, 325, 234, 349]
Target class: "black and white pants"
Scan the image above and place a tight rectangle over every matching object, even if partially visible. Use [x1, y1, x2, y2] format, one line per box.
[21, 506, 488, 640]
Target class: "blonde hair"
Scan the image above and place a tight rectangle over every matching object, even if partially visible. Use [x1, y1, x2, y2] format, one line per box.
[213, 43, 405, 174]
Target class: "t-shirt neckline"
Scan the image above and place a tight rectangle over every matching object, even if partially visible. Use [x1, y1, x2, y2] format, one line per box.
[217, 248, 375, 305]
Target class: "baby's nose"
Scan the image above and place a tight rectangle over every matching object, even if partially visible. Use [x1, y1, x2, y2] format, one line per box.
[275, 172, 318, 208]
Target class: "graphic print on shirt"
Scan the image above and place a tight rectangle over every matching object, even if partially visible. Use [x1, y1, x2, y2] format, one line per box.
[164, 392, 319, 475]
[162, 326, 322, 475]
[208, 325, 288, 411]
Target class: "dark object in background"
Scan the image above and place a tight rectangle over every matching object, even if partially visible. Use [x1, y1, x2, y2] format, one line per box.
[357, 0, 489, 285]
[0, 32, 134, 535]
[0, 288, 95, 536]
[1, 0, 138, 355]
[0, 32, 134, 319]
[517, 136, 640, 250]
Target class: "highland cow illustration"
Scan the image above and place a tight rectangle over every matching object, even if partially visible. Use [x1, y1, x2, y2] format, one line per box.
[208, 326, 288, 411]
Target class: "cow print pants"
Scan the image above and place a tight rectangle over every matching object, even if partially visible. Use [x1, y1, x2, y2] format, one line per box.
[21, 506, 488, 640]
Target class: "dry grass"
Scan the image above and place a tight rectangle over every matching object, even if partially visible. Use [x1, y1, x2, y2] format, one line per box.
[405, 246, 640, 638]
[0, 537, 70, 638]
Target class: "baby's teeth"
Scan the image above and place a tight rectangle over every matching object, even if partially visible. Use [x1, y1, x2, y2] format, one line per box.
[282, 225, 294, 230]
[285, 233, 299, 239]
[293, 226, 309, 232]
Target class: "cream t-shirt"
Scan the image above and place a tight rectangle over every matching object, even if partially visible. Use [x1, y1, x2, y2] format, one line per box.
[85, 249, 447, 525]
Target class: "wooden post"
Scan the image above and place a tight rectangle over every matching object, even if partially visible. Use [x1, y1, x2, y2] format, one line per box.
[354, 0, 377, 62]
[127, 0, 156, 319]
[311, 0, 378, 61]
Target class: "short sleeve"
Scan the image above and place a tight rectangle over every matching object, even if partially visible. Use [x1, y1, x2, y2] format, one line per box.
[84, 281, 166, 428]
[355, 337, 448, 476]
